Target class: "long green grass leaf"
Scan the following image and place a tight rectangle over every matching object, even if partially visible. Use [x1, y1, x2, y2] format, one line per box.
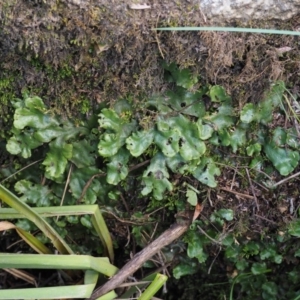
[0, 221, 52, 254]
[138, 273, 168, 300]
[92, 206, 114, 262]
[0, 284, 95, 299]
[0, 270, 99, 299]
[0, 253, 118, 276]
[119, 273, 156, 299]
[85, 271, 118, 300]
[155, 27, 300, 35]
[0, 205, 97, 218]
[16, 227, 53, 254]
[0, 205, 114, 261]
[0, 184, 73, 254]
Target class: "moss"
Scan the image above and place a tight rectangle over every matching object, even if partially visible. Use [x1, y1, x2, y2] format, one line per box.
[0, 71, 18, 128]
[1, 0, 300, 122]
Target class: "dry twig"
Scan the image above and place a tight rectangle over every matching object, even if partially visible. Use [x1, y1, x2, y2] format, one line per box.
[246, 168, 259, 211]
[220, 187, 254, 200]
[87, 222, 190, 300]
[272, 170, 300, 188]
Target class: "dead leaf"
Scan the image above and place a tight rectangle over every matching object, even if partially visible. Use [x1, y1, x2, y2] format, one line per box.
[278, 205, 288, 213]
[0, 221, 16, 231]
[95, 44, 110, 54]
[192, 202, 203, 222]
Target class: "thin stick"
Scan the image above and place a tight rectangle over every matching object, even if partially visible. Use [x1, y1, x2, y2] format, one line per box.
[118, 192, 131, 247]
[254, 214, 277, 225]
[197, 225, 222, 245]
[252, 180, 269, 192]
[77, 173, 106, 203]
[230, 168, 237, 190]
[59, 164, 73, 207]
[155, 14, 164, 59]
[245, 168, 259, 211]
[272, 171, 300, 188]
[147, 206, 166, 217]
[157, 250, 169, 292]
[124, 225, 131, 248]
[253, 169, 273, 181]
[220, 187, 254, 200]
[1, 159, 43, 183]
[199, 6, 207, 23]
[207, 189, 213, 207]
[128, 160, 150, 172]
[119, 192, 130, 213]
[57, 164, 73, 221]
[208, 247, 221, 275]
[101, 209, 155, 226]
[150, 222, 159, 241]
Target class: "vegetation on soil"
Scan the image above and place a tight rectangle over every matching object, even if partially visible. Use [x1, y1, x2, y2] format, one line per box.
[2, 0, 300, 122]
[2, 2, 300, 299]
[1, 62, 300, 299]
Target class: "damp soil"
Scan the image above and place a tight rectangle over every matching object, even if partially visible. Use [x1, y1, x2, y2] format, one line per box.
[1, 0, 300, 298]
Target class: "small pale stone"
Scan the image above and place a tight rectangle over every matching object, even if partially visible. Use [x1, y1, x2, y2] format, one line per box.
[200, 0, 300, 21]
[129, 4, 151, 9]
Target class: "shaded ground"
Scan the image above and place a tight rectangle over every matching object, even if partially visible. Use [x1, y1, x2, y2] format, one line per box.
[1, 0, 300, 299]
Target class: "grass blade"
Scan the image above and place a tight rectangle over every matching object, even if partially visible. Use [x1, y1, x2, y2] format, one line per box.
[137, 273, 168, 300]
[0, 221, 52, 254]
[0, 205, 98, 218]
[0, 283, 96, 299]
[92, 206, 114, 262]
[0, 270, 99, 300]
[0, 205, 114, 261]
[0, 253, 118, 277]
[96, 291, 118, 300]
[85, 271, 119, 300]
[0, 184, 73, 254]
[119, 273, 156, 299]
[155, 27, 300, 35]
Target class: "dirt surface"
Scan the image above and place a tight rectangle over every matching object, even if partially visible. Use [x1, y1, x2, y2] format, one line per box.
[1, 1, 300, 298]
[1, 1, 300, 115]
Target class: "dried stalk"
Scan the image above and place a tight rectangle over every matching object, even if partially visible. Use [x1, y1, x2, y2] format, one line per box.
[88, 222, 189, 300]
